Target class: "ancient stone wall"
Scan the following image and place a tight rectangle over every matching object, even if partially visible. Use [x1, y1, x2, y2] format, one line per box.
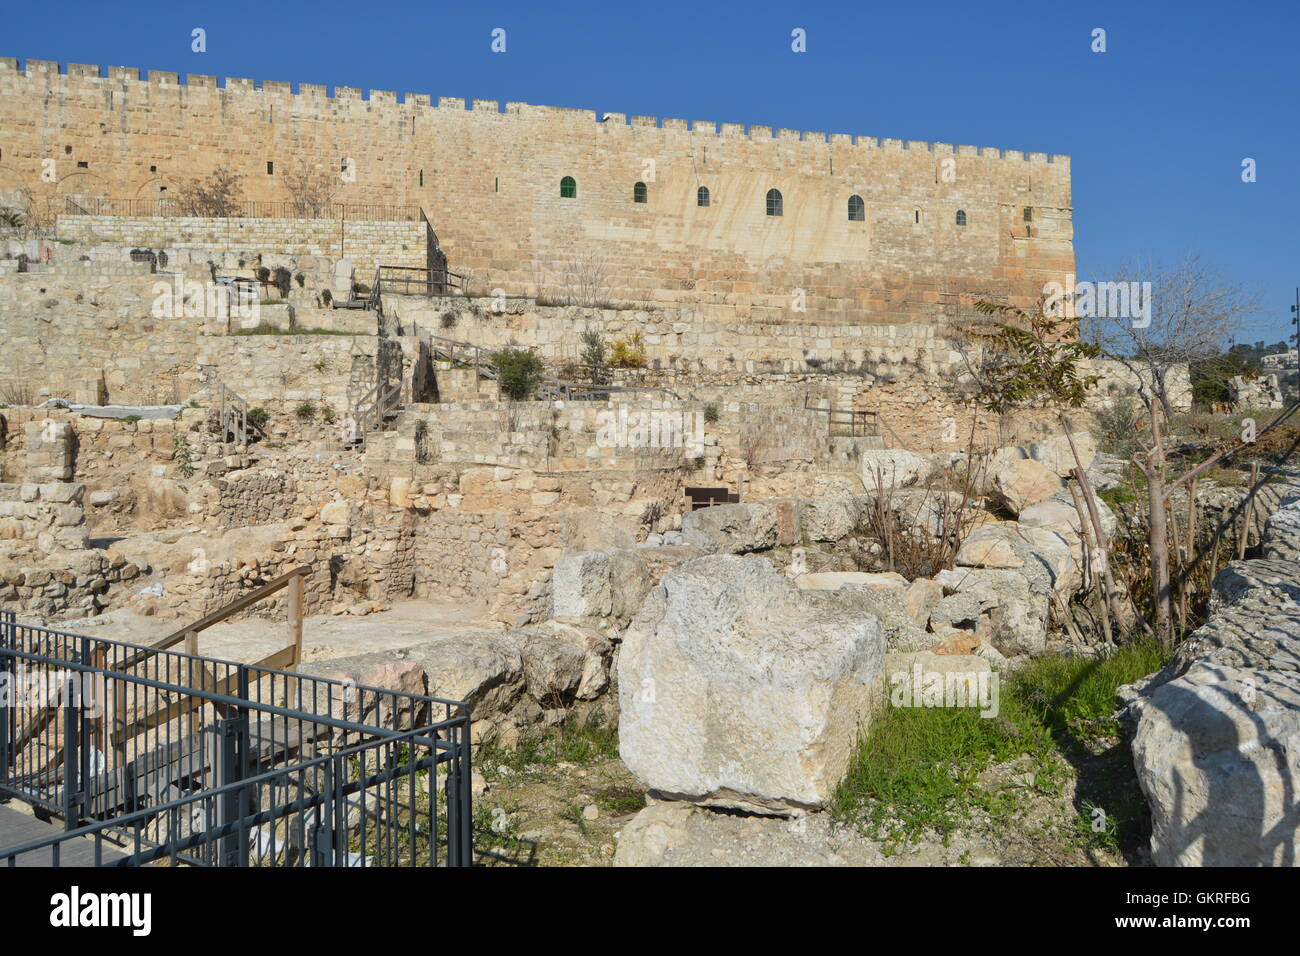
[0, 58, 1073, 329]
[57, 215, 426, 276]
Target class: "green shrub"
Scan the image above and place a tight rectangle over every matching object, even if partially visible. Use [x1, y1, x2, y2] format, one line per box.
[703, 403, 720, 424]
[491, 347, 546, 401]
[295, 401, 316, 421]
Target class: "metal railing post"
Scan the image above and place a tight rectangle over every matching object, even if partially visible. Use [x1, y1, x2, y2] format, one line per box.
[215, 664, 252, 866]
[0, 611, 13, 790]
[62, 662, 82, 831]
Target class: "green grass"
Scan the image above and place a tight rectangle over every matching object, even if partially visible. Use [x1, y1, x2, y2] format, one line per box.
[477, 715, 619, 776]
[832, 640, 1167, 855]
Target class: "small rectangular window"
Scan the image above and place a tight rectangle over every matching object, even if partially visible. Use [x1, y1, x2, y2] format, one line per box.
[267, 161, 274, 174]
[76, 161, 88, 169]
[150, 165, 157, 173]
[1023, 207, 1033, 222]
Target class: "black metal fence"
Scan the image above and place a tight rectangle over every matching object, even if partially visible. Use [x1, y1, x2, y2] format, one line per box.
[0, 611, 472, 867]
[62, 197, 424, 223]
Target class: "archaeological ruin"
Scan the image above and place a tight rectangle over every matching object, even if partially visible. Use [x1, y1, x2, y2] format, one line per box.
[0, 56, 1295, 872]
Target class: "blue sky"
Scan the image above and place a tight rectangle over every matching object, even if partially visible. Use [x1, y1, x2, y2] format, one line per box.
[7, 0, 1298, 344]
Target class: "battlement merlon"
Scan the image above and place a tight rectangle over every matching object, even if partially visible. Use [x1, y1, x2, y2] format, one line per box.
[0, 56, 1070, 166]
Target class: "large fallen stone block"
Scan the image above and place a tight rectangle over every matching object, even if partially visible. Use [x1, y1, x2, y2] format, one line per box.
[681, 502, 777, 554]
[992, 458, 1061, 515]
[800, 494, 862, 542]
[618, 554, 885, 812]
[1131, 662, 1300, 866]
[551, 548, 653, 621]
[859, 449, 930, 491]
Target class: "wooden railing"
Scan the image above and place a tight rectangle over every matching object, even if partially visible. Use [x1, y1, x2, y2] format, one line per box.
[805, 398, 879, 437]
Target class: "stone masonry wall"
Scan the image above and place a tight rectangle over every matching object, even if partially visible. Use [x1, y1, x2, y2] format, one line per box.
[0, 58, 1073, 330]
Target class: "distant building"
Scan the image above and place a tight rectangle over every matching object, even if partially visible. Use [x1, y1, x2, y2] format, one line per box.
[1262, 349, 1298, 370]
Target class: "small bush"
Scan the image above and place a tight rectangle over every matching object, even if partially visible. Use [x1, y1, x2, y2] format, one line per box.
[610, 331, 647, 369]
[491, 347, 546, 401]
[248, 406, 269, 428]
[295, 401, 316, 421]
[440, 311, 458, 329]
[703, 403, 720, 424]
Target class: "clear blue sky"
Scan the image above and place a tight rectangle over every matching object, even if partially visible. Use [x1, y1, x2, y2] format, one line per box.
[7, 0, 1298, 344]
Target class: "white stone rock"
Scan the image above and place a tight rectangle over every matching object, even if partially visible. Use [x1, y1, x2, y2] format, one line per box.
[859, 450, 930, 491]
[1132, 662, 1300, 866]
[618, 554, 885, 812]
[992, 458, 1062, 515]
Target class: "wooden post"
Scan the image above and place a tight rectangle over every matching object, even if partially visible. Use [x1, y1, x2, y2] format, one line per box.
[1238, 460, 1260, 560]
[288, 571, 304, 672]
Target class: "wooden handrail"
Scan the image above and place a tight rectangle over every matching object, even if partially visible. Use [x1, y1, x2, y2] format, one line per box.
[149, 564, 310, 654]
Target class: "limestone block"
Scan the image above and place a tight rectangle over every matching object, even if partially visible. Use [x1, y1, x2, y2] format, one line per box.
[618, 554, 884, 812]
[681, 502, 777, 554]
[992, 458, 1062, 515]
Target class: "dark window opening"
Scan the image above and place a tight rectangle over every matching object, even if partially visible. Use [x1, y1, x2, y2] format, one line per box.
[697, 186, 710, 207]
[1023, 207, 1033, 222]
[847, 194, 865, 221]
[634, 181, 648, 203]
[956, 209, 967, 226]
[266, 161, 274, 175]
[419, 169, 424, 187]
[560, 176, 577, 198]
[766, 188, 783, 217]
[76, 161, 88, 169]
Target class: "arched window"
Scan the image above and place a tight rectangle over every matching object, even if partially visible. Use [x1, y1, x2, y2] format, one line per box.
[697, 186, 710, 207]
[847, 195, 865, 221]
[766, 188, 783, 217]
[955, 209, 967, 226]
[560, 176, 577, 198]
[634, 181, 648, 203]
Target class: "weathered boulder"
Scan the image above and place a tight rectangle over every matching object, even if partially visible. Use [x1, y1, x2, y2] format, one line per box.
[1131, 662, 1300, 866]
[934, 567, 1051, 656]
[955, 525, 1026, 569]
[801, 493, 862, 542]
[551, 548, 653, 622]
[681, 502, 777, 554]
[992, 458, 1062, 515]
[859, 450, 930, 491]
[1027, 432, 1097, 476]
[618, 554, 885, 812]
[903, 577, 944, 628]
[794, 570, 908, 593]
[956, 523, 1081, 599]
[1128, 478, 1300, 866]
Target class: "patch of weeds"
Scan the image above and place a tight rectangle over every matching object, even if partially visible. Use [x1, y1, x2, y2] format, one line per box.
[295, 401, 316, 421]
[174, 434, 195, 478]
[595, 785, 646, 816]
[832, 641, 1168, 855]
[477, 716, 619, 776]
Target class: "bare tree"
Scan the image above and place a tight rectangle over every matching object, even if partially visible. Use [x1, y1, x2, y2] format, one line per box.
[179, 166, 245, 218]
[1081, 254, 1267, 647]
[1083, 252, 1261, 421]
[281, 160, 338, 218]
[561, 251, 611, 308]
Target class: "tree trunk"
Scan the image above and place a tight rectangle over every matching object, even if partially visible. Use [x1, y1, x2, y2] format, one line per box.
[1147, 408, 1174, 647]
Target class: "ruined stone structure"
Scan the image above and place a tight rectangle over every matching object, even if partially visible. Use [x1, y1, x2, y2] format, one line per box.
[0, 57, 1072, 327]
